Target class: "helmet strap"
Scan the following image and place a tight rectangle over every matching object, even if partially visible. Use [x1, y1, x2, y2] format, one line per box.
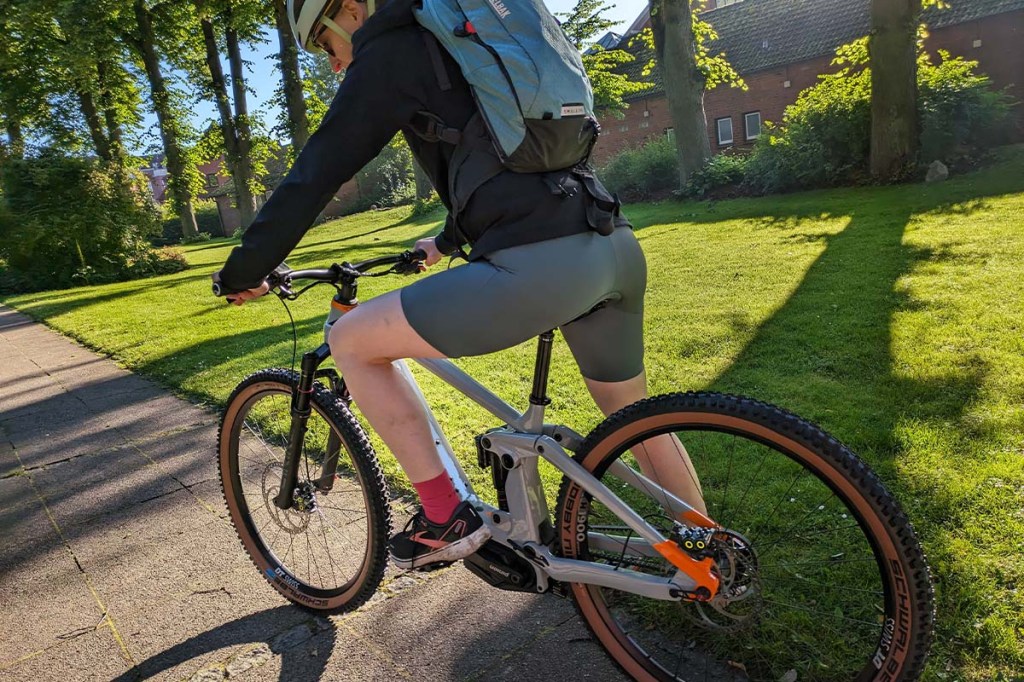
[320, 15, 352, 44]
[320, 0, 374, 45]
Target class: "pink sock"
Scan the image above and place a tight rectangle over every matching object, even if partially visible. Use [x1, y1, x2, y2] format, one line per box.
[413, 471, 460, 524]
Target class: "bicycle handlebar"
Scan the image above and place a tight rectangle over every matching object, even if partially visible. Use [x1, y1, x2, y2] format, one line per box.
[212, 249, 427, 298]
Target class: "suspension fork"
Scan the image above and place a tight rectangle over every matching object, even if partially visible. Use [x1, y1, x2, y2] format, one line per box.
[274, 343, 332, 509]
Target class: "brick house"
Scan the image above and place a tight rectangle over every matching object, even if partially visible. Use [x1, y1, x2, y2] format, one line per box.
[139, 154, 169, 203]
[199, 152, 367, 235]
[592, 0, 1024, 165]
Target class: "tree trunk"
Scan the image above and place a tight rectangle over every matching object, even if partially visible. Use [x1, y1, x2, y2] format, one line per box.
[200, 14, 246, 226]
[649, 0, 711, 189]
[412, 157, 432, 200]
[273, 0, 310, 153]
[4, 119, 24, 160]
[132, 0, 198, 238]
[96, 61, 125, 164]
[225, 20, 258, 228]
[77, 88, 112, 162]
[869, 0, 921, 181]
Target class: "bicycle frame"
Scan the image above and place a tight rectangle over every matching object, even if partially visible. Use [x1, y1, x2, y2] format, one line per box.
[403, 353, 719, 600]
[271, 271, 720, 600]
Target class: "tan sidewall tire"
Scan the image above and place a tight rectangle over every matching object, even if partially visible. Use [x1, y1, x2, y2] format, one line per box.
[557, 395, 932, 682]
[218, 371, 390, 613]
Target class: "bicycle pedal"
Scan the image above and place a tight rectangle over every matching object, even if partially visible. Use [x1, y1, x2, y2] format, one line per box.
[413, 560, 453, 573]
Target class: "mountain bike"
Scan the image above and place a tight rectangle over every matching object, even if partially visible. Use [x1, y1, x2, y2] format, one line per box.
[214, 250, 934, 681]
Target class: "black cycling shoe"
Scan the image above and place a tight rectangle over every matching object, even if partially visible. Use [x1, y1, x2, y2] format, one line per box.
[389, 501, 491, 570]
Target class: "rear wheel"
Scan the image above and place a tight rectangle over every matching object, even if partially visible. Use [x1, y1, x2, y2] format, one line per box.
[556, 392, 934, 682]
[218, 368, 390, 613]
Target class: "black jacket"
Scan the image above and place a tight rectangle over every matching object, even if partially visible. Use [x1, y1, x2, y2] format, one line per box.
[217, 0, 596, 292]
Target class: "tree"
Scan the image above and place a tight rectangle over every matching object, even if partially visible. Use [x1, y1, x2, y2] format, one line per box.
[125, 0, 200, 238]
[869, 0, 923, 180]
[0, 0, 140, 163]
[271, 0, 310, 154]
[642, 0, 743, 188]
[558, 0, 649, 116]
[194, 0, 264, 228]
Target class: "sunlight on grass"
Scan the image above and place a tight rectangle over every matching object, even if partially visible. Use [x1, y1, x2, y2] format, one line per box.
[5, 146, 1024, 680]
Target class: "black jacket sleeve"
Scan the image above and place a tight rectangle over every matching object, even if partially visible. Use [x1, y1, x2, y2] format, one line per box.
[434, 216, 464, 255]
[217, 41, 423, 292]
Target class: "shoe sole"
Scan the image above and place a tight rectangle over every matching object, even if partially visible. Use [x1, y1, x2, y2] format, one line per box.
[391, 525, 492, 571]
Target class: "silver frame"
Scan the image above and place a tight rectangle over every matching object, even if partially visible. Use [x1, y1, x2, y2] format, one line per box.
[395, 358, 708, 599]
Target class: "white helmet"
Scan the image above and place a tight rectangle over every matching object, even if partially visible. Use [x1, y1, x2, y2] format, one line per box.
[287, 0, 374, 52]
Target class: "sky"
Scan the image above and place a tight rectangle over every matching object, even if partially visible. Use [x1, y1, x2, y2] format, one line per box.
[147, 0, 650, 150]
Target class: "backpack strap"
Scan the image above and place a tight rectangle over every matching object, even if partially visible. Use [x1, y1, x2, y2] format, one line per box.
[409, 111, 462, 145]
[420, 30, 452, 92]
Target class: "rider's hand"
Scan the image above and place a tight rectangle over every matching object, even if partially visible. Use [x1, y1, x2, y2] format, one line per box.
[212, 270, 270, 306]
[414, 237, 444, 267]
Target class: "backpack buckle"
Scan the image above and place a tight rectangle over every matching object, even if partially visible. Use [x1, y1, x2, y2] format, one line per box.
[453, 21, 477, 37]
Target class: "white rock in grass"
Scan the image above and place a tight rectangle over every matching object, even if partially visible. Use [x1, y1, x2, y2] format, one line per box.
[926, 160, 949, 183]
[781, 670, 798, 682]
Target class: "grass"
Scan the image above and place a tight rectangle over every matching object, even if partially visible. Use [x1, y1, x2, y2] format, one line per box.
[5, 146, 1024, 679]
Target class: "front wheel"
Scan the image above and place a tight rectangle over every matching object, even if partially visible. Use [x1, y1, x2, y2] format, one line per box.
[218, 368, 391, 613]
[556, 392, 934, 682]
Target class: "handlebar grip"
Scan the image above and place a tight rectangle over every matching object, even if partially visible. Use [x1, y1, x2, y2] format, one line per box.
[410, 249, 427, 262]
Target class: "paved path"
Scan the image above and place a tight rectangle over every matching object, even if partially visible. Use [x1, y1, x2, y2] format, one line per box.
[0, 305, 625, 682]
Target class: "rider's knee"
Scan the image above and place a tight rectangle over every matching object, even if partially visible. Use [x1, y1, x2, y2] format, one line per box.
[328, 310, 393, 366]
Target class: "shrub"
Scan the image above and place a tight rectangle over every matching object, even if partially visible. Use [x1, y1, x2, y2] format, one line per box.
[0, 152, 188, 293]
[159, 199, 223, 244]
[600, 136, 679, 202]
[744, 45, 1013, 194]
[919, 51, 1013, 167]
[182, 231, 212, 244]
[410, 191, 443, 218]
[684, 152, 750, 198]
[349, 139, 414, 213]
[744, 68, 872, 194]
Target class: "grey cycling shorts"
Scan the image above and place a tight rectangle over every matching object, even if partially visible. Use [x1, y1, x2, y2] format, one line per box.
[400, 226, 647, 383]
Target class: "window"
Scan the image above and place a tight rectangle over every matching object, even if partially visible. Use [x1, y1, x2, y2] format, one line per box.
[665, 127, 675, 142]
[205, 172, 219, 189]
[618, 124, 629, 132]
[639, 120, 650, 129]
[744, 111, 762, 140]
[716, 117, 734, 146]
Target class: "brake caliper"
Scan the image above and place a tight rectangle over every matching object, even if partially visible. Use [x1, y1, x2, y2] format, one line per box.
[675, 527, 716, 560]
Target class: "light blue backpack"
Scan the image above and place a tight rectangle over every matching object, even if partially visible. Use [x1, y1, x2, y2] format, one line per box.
[413, 0, 598, 172]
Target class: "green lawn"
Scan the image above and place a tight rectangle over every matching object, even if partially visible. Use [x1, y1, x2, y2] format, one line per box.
[5, 147, 1024, 679]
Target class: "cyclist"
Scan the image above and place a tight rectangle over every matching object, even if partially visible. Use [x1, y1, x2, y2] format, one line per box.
[212, 0, 705, 570]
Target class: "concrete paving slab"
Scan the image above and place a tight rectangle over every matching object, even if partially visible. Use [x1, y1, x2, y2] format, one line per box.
[0, 626, 130, 682]
[0, 392, 87, 423]
[60, 487, 218, 574]
[111, 586, 312, 681]
[2, 411, 125, 470]
[0, 375, 65, 413]
[340, 566, 576, 680]
[98, 395, 216, 443]
[471, 610, 627, 682]
[30, 446, 182, 528]
[0, 473, 34, 514]
[231, 618, 410, 682]
[133, 424, 222, 488]
[0, 490, 58, 557]
[0, 536, 104, 667]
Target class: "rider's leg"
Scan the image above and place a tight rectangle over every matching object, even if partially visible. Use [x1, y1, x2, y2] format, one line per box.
[329, 289, 492, 568]
[583, 371, 708, 516]
[327, 291, 449, 486]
